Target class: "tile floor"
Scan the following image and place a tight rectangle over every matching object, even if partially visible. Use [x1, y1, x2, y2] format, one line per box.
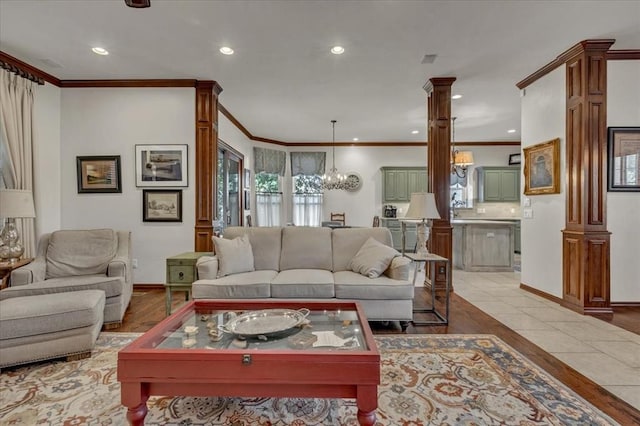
[411, 265, 640, 410]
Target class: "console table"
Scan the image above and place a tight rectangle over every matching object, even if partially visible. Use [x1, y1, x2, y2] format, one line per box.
[403, 252, 451, 325]
[165, 252, 212, 316]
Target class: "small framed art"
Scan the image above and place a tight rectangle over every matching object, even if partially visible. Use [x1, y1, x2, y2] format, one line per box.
[135, 144, 188, 187]
[76, 155, 122, 193]
[142, 189, 182, 222]
[607, 127, 640, 192]
[523, 138, 560, 195]
[244, 169, 251, 189]
[244, 190, 251, 210]
[508, 153, 521, 165]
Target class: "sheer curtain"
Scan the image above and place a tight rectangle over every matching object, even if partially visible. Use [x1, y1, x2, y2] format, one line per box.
[292, 193, 323, 226]
[254, 147, 286, 227]
[0, 68, 36, 256]
[256, 192, 282, 227]
[291, 152, 325, 227]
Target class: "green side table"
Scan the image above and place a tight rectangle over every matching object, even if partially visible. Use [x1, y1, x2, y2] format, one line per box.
[165, 252, 213, 316]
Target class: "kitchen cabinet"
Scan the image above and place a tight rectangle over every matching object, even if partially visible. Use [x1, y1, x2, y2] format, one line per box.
[476, 166, 520, 202]
[452, 220, 516, 272]
[381, 167, 428, 202]
[381, 218, 417, 252]
[514, 222, 521, 254]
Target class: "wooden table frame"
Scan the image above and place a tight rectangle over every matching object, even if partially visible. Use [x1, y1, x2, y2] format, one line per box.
[118, 300, 380, 425]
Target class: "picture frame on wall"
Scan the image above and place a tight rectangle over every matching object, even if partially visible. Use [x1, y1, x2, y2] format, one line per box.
[76, 155, 122, 193]
[508, 153, 521, 165]
[523, 138, 560, 195]
[142, 189, 182, 222]
[244, 169, 251, 189]
[244, 189, 251, 210]
[135, 144, 188, 187]
[607, 127, 640, 192]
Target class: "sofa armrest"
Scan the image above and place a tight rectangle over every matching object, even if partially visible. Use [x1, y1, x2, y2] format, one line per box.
[384, 256, 411, 281]
[10, 258, 46, 286]
[196, 256, 219, 279]
[107, 256, 128, 280]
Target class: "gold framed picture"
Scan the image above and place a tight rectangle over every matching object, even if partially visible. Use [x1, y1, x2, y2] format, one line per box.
[523, 138, 560, 195]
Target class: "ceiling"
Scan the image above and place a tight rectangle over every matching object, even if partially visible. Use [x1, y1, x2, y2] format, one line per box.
[1, 1, 638, 143]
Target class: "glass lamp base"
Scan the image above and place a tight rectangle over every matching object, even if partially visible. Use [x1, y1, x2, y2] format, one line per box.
[0, 219, 24, 263]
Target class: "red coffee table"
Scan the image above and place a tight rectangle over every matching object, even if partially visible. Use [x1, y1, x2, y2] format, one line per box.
[118, 300, 380, 425]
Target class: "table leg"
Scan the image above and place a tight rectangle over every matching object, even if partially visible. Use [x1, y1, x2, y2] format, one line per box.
[356, 385, 377, 425]
[121, 382, 149, 426]
[126, 403, 148, 426]
[165, 287, 172, 316]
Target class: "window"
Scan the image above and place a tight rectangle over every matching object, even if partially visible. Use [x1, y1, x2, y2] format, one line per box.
[292, 174, 323, 226]
[255, 172, 282, 226]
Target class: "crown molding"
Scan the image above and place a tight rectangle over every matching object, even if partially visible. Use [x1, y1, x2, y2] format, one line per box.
[607, 49, 640, 60]
[0, 51, 60, 86]
[60, 79, 199, 88]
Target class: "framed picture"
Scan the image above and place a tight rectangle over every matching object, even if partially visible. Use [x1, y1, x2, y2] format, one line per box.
[523, 138, 560, 195]
[76, 155, 122, 193]
[244, 189, 251, 210]
[142, 189, 182, 222]
[608, 127, 640, 192]
[244, 169, 251, 189]
[135, 144, 188, 187]
[508, 153, 521, 165]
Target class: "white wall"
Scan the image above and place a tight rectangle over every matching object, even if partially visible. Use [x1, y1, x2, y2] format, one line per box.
[33, 82, 61, 236]
[60, 88, 195, 284]
[607, 60, 640, 302]
[520, 66, 566, 298]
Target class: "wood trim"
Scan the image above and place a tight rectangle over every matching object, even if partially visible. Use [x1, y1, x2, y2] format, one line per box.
[611, 301, 640, 307]
[59, 79, 198, 88]
[219, 104, 254, 140]
[520, 283, 564, 305]
[607, 49, 640, 60]
[250, 136, 288, 146]
[0, 51, 60, 86]
[517, 39, 616, 90]
[133, 284, 165, 290]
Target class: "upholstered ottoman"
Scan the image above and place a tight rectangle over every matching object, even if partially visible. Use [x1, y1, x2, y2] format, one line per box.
[0, 289, 105, 369]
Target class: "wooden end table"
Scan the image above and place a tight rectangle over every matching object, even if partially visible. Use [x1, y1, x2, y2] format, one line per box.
[165, 252, 213, 316]
[0, 258, 33, 289]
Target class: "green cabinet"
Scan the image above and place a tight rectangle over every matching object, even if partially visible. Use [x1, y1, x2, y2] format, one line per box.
[514, 222, 521, 254]
[476, 166, 520, 202]
[382, 167, 428, 202]
[381, 218, 417, 252]
[165, 251, 213, 316]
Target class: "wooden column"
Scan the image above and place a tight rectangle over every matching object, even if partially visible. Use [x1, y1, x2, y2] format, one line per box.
[423, 77, 456, 292]
[561, 40, 614, 314]
[194, 81, 222, 252]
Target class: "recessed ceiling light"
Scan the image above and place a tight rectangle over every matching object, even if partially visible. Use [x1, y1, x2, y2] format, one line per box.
[219, 46, 234, 55]
[507, 129, 517, 133]
[352, 137, 359, 141]
[91, 47, 109, 56]
[452, 94, 462, 100]
[411, 130, 419, 134]
[330, 46, 345, 55]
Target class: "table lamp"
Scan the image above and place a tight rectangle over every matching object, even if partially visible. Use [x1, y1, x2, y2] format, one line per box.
[404, 192, 441, 257]
[0, 189, 36, 263]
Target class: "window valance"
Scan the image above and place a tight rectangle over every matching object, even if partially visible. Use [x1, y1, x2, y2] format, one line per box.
[254, 147, 286, 176]
[290, 152, 326, 176]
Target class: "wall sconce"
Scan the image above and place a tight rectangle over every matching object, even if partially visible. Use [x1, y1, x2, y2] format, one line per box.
[451, 117, 474, 178]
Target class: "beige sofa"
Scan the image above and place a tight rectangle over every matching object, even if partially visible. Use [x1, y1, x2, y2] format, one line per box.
[2, 229, 133, 328]
[192, 226, 414, 322]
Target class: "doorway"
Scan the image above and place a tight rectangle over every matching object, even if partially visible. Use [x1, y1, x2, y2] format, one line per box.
[216, 140, 244, 232]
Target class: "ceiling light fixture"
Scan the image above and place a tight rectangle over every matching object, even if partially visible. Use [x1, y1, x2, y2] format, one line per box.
[507, 129, 517, 133]
[330, 46, 345, 55]
[91, 47, 109, 56]
[452, 94, 463, 100]
[219, 46, 234, 55]
[322, 120, 347, 191]
[411, 130, 419, 134]
[352, 137, 359, 141]
[451, 117, 474, 178]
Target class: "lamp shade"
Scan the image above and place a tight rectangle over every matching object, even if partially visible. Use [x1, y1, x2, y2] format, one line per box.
[453, 151, 474, 166]
[404, 192, 441, 220]
[0, 189, 36, 218]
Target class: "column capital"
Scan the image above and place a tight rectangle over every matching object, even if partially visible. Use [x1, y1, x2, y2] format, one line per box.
[423, 77, 457, 93]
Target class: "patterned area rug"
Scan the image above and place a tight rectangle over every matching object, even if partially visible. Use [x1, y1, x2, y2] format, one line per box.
[0, 333, 616, 425]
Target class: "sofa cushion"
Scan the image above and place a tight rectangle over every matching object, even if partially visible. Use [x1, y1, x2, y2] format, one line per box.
[280, 227, 332, 271]
[223, 227, 282, 271]
[0, 275, 124, 300]
[213, 235, 255, 277]
[271, 269, 335, 298]
[0, 290, 105, 340]
[45, 229, 117, 279]
[333, 271, 414, 300]
[348, 237, 400, 278]
[332, 228, 394, 272]
[191, 270, 277, 299]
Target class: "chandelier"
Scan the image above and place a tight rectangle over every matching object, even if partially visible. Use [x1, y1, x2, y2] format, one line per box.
[322, 120, 348, 191]
[451, 117, 474, 178]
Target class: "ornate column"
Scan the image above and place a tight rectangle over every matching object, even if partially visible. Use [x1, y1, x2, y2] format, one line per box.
[423, 77, 456, 292]
[194, 81, 222, 252]
[561, 40, 614, 314]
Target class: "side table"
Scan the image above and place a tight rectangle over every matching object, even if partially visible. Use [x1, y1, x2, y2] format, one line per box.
[0, 258, 33, 289]
[403, 252, 451, 325]
[165, 252, 213, 316]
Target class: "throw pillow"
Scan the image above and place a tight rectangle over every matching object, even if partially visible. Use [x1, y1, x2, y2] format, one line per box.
[212, 235, 255, 277]
[348, 237, 399, 278]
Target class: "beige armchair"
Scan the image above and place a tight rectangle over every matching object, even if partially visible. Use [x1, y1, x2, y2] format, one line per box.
[1, 229, 132, 328]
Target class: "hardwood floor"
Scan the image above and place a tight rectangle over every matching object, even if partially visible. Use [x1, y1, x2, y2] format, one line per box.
[115, 286, 640, 425]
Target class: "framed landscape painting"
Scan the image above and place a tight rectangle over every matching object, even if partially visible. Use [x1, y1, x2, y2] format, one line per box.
[523, 138, 560, 195]
[135, 144, 188, 187]
[142, 189, 182, 222]
[608, 127, 640, 192]
[76, 155, 122, 193]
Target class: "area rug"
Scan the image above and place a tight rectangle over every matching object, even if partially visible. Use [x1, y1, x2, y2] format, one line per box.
[0, 333, 616, 425]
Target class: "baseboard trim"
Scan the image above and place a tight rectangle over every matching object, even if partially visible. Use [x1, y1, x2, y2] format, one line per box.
[133, 283, 165, 290]
[519, 283, 563, 305]
[611, 301, 640, 307]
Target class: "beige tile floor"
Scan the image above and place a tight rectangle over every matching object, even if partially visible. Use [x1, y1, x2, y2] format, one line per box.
[452, 270, 640, 410]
